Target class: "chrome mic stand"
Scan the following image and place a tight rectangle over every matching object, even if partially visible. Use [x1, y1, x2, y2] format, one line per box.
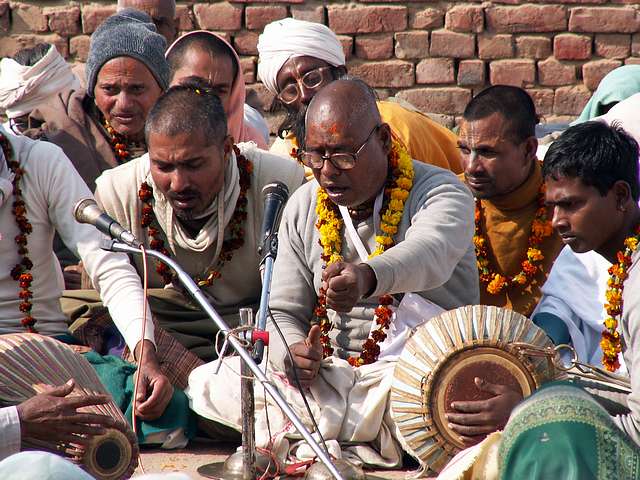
[101, 240, 344, 480]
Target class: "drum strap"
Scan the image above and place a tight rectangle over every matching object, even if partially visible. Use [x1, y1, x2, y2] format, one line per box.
[338, 190, 384, 263]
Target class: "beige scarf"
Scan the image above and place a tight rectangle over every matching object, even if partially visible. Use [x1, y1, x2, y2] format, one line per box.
[146, 150, 240, 261]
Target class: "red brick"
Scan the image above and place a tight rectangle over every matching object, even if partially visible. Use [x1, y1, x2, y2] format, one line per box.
[486, 5, 566, 33]
[245, 6, 287, 31]
[337, 35, 353, 60]
[583, 59, 623, 90]
[633, 34, 640, 56]
[175, 5, 195, 31]
[554, 85, 592, 115]
[516, 36, 552, 59]
[526, 88, 554, 116]
[194, 3, 242, 31]
[410, 7, 443, 30]
[430, 30, 475, 59]
[81, 4, 116, 34]
[394, 31, 429, 59]
[70, 34, 90, 62]
[397, 87, 472, 115]
[43, 6, 80, 37]
[478, 35, 513, 60]
[0, 33, 68, 58]
[538, 58, 576, 86]
[239, 56, 255, 84]
[445, 5, 484, 33]
[233, 31, 259, 56]
[348, 60, 414, 88]
[626, 57, 640, 65]
[0, 2, 9, 34]
[328, 5, 407, 34]
[458, 60, 485, 86]
[291, 5, 325, 24]
[10, 3, 48, 33]
[595, 34, 630, 59]
[554, 34, 592, 60]
[355, 35, 393, 60]
[230, 0, 302, 3]
[416, 58, 455, 84]
[490, 60, 536, 87]
[569, 7, 640, 33]
[245, 83, 275, 112]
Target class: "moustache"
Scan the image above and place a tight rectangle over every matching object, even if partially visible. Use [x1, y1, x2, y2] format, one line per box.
[167, 190, 199, 202]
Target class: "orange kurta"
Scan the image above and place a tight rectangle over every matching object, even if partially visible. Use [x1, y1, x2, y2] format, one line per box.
[470, 162, 564, 316]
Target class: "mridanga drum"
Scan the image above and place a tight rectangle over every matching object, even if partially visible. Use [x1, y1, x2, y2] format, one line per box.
[0, 334, 139, 480]
[390, 305, 560, 473]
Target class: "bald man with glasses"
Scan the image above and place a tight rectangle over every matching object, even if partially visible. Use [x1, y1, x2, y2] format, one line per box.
[266, 78, 479, 386]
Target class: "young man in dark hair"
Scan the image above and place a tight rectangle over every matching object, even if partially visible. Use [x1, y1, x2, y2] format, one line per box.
[448, 85, 565, 447]
[93, 79, 304, 388]
[487, 121, 640, 478]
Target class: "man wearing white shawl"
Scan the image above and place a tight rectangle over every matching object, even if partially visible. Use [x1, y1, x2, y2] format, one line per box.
[257, 17, 463, 176]
[0, 44, 79, 135]
[92, 81, 304, 390]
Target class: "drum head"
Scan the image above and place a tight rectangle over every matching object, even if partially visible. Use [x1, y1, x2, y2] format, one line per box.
[83, 428, 138, 480]
[390, 305, 556, 473]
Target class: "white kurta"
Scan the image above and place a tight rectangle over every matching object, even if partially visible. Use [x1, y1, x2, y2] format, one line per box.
[0, 128, 153, 350]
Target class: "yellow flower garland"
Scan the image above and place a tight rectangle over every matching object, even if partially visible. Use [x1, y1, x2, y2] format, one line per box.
[314, 135, 414, 366]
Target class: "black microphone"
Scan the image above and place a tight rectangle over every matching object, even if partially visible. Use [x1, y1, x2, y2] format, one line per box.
[257, 182, 289, 259]
[73, 198, 142, 248]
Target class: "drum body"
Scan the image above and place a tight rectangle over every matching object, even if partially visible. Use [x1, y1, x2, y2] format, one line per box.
[390, 305, 558, 473]
[0, 334, 139, 480]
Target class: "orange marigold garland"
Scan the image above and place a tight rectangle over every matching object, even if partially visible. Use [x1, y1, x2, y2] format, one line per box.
[314, 136, 414, 367]
[474, 184, 553, 295]
[103, 120, 133, 163]
[138, 145, 252, 287]
[601, 225, 640, 372]
[1, 132, 36, 332]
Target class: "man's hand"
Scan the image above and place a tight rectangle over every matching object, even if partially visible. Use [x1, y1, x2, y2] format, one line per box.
[133, 340, 174, 421]
[322, 262, 377, 312]
[17, 379, 118, 447]
[445, 377, 523, 446]
[285, 325, 323, 389]
[63, 262, 84, 290]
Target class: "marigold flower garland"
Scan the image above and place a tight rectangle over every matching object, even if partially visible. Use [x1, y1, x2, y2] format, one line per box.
[1, 133, 36, 332]
[474, 185, 553, 294]
[602, 225, 640, 372]
[314, 136, 414, 367]
[103, 119, 134, 164]
[138, 146, 253, 287]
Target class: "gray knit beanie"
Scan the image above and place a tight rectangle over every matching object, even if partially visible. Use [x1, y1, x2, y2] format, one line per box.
[86, 8, 169, 97]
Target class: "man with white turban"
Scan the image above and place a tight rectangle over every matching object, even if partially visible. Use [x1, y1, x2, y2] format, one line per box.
[257, 17, 463, 177]
[0, 44, 79, 135]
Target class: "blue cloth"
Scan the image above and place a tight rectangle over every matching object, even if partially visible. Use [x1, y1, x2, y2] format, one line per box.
[0, 451, 94, 480]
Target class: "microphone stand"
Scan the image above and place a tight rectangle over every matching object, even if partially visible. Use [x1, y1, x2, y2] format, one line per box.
[102, 240, 344, 480]
[253, 232, 278, 364]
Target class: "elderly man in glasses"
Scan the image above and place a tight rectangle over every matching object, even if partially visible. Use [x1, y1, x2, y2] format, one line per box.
[257, 18, 463, 178]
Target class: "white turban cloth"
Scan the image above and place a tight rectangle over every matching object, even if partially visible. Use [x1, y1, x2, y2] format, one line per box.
[0, 44, 80, 119]
[257, 18, 346, 95]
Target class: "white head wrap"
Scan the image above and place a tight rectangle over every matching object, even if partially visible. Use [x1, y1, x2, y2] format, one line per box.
[0, 44, 80, 119]
[257, 18, 346, 95]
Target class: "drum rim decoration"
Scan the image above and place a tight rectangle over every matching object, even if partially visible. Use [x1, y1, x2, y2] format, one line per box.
[390, 305, 558, 474]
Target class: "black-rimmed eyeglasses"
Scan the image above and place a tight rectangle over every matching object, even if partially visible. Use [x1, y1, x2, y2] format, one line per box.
[298, 125, 380, 171]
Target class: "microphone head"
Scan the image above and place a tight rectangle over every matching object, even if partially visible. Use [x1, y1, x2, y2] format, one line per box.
[73, 198, 103, 224]
[262, 182, 289, 202]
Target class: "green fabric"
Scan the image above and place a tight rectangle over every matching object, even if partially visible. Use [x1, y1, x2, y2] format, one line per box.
[575, 65, 640, 123]
[82, 351, 197, 444]
[61, 288, 230, 362]
[499, 382, 640, 480]
[532, 312, 571, 345]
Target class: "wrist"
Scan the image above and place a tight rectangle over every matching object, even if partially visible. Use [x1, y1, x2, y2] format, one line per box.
[134, 339, 159, 366]
[357, 263, 377, 298]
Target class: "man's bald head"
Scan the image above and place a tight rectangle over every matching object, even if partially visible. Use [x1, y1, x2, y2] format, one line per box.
[117, 0, 176, 45]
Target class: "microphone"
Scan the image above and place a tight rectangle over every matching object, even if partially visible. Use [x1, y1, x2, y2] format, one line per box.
[257, 182, 289, 259]
[74, 198, 141, 248]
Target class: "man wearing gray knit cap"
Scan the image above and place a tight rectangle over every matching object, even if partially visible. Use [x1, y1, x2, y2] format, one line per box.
[28, 8, 168, 192]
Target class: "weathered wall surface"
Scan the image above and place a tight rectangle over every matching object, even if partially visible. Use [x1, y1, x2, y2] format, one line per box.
[2, 1, 639, 129]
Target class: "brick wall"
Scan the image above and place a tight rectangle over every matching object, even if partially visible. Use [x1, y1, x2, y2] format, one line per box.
[2, 1, 640, 130]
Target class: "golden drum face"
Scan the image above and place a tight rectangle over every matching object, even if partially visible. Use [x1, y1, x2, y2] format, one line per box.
[0, 333, 139, 480]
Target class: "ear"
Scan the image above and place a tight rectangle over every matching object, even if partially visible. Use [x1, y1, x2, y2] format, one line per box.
[378, 123, 392, 154]
[612, 180, 633, 211]
[523, 136, 539, 163]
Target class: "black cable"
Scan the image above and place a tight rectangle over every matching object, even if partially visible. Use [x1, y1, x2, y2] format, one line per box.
[267, 307, 330, 456]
